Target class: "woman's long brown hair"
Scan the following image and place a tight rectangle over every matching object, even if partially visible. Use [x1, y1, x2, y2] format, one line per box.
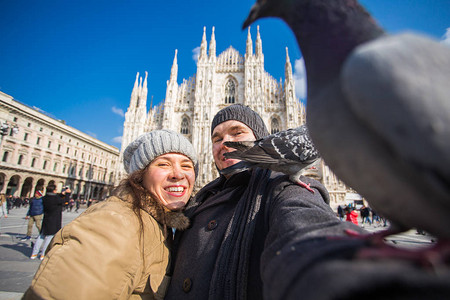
[112, 167, 149, 250]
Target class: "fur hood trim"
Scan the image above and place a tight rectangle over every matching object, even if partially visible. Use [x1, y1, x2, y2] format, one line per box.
[141, 195, 190, 230]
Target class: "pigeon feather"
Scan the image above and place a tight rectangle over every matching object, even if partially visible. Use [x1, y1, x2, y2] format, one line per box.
[243, 0, 450, 238]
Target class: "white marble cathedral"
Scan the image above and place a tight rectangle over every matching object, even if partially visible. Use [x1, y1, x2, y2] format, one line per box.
[117, 26, 355, 207]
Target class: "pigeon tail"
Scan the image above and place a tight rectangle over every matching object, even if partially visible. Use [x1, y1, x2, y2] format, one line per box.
[224, 141, 255, 152]
[219, 161, 250, 177]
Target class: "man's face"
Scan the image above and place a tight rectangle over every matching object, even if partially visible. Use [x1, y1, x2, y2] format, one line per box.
[211, 120, 256, 171]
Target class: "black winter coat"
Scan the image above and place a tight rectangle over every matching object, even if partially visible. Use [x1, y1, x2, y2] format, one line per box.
[167, 170, 450, 300]
[41, 193, 64, 235]
[166, 170, 360, 299]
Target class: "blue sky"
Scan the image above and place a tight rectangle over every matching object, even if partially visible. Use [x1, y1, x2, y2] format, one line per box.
[1, 0, 449, 149]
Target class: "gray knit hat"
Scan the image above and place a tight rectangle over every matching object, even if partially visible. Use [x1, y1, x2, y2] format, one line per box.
[123, 129, 198, 175]
[211, 104, 269, 139]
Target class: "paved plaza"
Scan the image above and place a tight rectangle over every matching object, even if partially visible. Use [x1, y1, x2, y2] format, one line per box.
[0, 206, 436, 299]
[0, 207, 85, 300]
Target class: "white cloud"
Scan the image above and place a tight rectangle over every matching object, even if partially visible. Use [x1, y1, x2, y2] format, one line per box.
[112, 136, 122, 144]
[293, 58, 307, 100]
[112, 106, 125, 117]
[441, 28, 450, 47]
[192, 46, 201, 62]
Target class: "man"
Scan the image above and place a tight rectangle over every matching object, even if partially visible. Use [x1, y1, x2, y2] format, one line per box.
[30, 184, 64, 260]
[75, 198, 80, 213]
[166, 104, 450, 299]
[21, 190, 44, 241]
[60, 186, 71, 211]
[165, 104, 359, 299]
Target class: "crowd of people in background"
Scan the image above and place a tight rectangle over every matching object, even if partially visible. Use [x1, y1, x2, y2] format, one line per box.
[0, 192, 101, 216]
[0, 186, 106, 260]
[336, 203, 388, 228]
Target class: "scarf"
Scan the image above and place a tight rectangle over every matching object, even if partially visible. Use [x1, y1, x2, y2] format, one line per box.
[208, 168, 271, 300]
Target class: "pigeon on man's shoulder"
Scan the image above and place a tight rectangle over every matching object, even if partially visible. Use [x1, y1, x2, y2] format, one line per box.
[221, 125, 320, 193]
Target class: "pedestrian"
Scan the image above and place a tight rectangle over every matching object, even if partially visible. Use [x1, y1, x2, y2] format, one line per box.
[23, 129, 198, 300]
[75, 198, 80, 213]
[337, 205, 344, 220]
[60, 186, 71, 211]
[68, 198, 74, 212]
[29, 184, 64, 260]
[0, 193, 7, 218]
[6, 195, 13, 211]
[345, 206, 359, 225]
[359, 205, 371, 226]
[371, 209, 380, 226]
[21, 190, 44, 241]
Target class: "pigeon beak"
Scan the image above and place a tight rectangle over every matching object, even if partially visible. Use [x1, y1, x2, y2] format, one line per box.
[242, 3, 262, 29]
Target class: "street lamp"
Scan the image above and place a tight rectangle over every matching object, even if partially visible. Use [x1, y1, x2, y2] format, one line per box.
[0, 121, 19, 148]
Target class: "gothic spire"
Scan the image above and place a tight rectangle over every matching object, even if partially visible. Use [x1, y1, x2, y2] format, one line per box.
[255, 25, 263, 57]
[170, 49, 178, 82]
[209, 26, 216, 58]
[246, 26, 253, 58]
[130, 72, 140, 107]
[285, 47, 293, 81]
[199, 26, 208, 61]
[137, 75, 143, 106]
[140, 71, 148, 105]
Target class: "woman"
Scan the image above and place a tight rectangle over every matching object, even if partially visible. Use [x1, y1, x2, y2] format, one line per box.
[23, 129, 198, 300]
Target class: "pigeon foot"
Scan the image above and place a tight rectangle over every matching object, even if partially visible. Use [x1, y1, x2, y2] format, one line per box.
[295, 180, 315, 194]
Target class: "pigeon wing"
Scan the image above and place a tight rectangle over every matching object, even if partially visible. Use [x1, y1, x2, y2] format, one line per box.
[224, 126, 319, 165]
[258, 127, 319, 164]
[342, 33, 450, 190]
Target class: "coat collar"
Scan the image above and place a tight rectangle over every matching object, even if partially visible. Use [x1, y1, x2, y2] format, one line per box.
[121, 194, 190, 230]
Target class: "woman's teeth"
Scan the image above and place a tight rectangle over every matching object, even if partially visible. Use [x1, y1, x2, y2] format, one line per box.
[166, 187, 184, 192]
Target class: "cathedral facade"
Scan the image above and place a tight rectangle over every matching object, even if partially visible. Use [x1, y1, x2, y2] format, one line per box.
[117, 26, 353, 207]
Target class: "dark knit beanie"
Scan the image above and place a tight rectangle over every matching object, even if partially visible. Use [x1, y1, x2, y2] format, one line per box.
[211, 104, 269, 139]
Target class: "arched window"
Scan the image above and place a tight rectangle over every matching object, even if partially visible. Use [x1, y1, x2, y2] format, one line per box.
[17, 154, 24, 165]
[180, 117, 189, 135]
[2, 151, 9, 162]
[224, 79, 236, 104]
[271, 118, 280, 134]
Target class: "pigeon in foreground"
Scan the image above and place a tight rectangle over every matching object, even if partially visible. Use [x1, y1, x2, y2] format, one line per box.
[221, 125, 319, 193]
[243, 0, 450, 241]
